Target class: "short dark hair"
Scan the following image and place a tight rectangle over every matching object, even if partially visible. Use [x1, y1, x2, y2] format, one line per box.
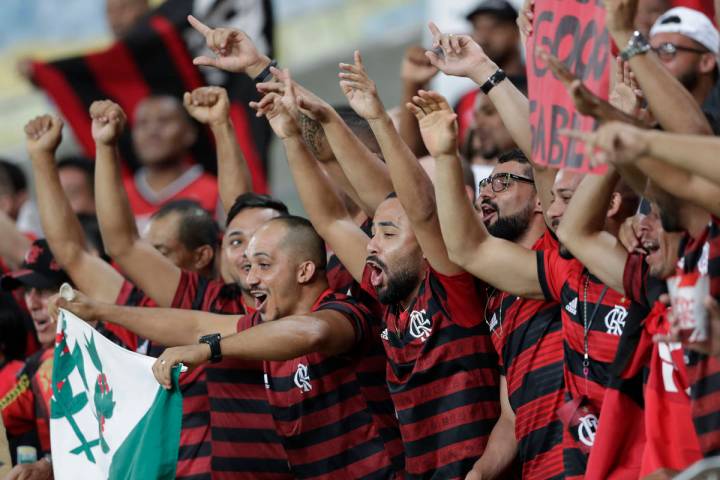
[57, 156, 95, 192]
[226, 193, 289, 225]
[268, 215, 327, 271]
[0, 159, 27, 194]
[152, 199, 220, 252]
[498, 149, 533, 180]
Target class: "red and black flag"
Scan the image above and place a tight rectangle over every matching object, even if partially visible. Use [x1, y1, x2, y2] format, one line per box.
[28, 0, 272, 192]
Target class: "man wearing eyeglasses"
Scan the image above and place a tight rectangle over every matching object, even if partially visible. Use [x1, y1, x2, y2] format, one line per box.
[648, 7, 720, 118]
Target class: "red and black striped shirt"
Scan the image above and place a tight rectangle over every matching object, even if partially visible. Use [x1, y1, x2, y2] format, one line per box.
[677, 217, 720, 457]
[537, 249, 640, 478]
[360, 265, 500, 479]
[116, 279, 213, 480]
[172, 271, 292, 479]
[486, 232, 564, 480]
[238, 289, 404, 479]
[619, 253, 702, 476]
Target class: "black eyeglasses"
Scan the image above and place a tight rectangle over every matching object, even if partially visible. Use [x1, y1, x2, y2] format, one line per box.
[479, 173, 534, 193]
[652, 42, 708, 61]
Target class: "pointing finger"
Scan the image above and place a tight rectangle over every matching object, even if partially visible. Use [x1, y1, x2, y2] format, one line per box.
[188, 15, 211, 36]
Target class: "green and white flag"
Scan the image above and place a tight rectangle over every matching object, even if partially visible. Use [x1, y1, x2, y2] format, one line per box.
[50, 309, 182, 480]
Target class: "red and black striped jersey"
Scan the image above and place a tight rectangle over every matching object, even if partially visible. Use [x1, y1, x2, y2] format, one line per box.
[239, 289, 404, 479]
[172, 271, 248, 315]
[115, 279, 212, 479]
[536, 249, 639, 478]
[677, 217, 720, 457]
[486, 231, 564, 480]
[172, 271, 292, 479]
[360, 265, 500, 479]
[616, 253, 702, 476]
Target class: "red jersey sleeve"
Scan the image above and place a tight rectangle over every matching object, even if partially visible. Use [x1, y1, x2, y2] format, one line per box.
[536, 249, 566, 302]
[316, 294, 376, 348]
[429, 268, 484, 328]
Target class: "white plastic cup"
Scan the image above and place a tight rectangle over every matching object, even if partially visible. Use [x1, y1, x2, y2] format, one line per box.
[667, 273, 709, 343]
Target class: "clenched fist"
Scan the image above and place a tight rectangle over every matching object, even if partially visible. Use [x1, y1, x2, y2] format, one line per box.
[90, 100, 127, 146]
[25, 115, 63, 157]
[183, 86, 230, 127]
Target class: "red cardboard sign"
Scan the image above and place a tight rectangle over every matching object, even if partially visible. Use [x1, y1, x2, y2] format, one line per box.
[527, 0, 611, 171]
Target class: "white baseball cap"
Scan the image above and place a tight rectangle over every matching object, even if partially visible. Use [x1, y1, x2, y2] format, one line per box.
[650, 7, 720, 55]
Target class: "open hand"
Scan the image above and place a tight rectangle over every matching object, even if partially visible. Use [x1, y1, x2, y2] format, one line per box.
[188, 15, 269, 77]
[153, 344, 209, 390]
[425, 22, 496, 83]
[25, 115, 63, 156]
[257, 67, 335, 124]
[183, 86, 230, 126]
[609, 57, 645, 118]
[339, 50, 385, 120]
[407, 90, 458, 158]
[90, 100, 127, 146]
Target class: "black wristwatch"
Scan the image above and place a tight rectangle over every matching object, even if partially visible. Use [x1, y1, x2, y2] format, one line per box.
[480, 68, 507, 95]
[620, 31, 651, 61]
[253, 59, 278, 83]
[199, 333, 222, 363]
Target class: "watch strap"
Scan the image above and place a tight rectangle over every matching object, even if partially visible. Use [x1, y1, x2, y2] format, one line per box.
[480, 68, 507, 95]
[620, 31, 650, 61]
[253, 59, 278, 83]
[199, 333, 222, 363]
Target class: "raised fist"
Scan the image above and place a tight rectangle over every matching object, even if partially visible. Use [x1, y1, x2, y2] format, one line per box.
[401, 45, 438, 86]
[90, 100, 127, 146]
[183, 86, 230, 126]
[25, 115, 63, 156]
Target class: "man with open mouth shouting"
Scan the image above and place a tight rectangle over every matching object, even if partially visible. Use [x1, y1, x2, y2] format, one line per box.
[51, 215, 404, 479]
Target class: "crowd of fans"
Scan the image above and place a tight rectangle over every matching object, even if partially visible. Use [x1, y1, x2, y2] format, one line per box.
[1, 0, 720, 478]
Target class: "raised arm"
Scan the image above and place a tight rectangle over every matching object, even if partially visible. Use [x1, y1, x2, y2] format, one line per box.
[152, 309, 356, 389]
[250, 71, 369, 282]
[397, 45, 438, 157]
[414, 93, 544, 298]
[605, 0, 713, 134]
[184, 86, 251, 212]
[258, 68, 393, 214]
[91, 101, 182, 307]
[0, 212, 29, 270]
[339, 52, 461, 275]
[425, 23, 557, 216]
[555, 160, 628, 293]
[573, 122, 720, 217]
[25, 115, 124, 302]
